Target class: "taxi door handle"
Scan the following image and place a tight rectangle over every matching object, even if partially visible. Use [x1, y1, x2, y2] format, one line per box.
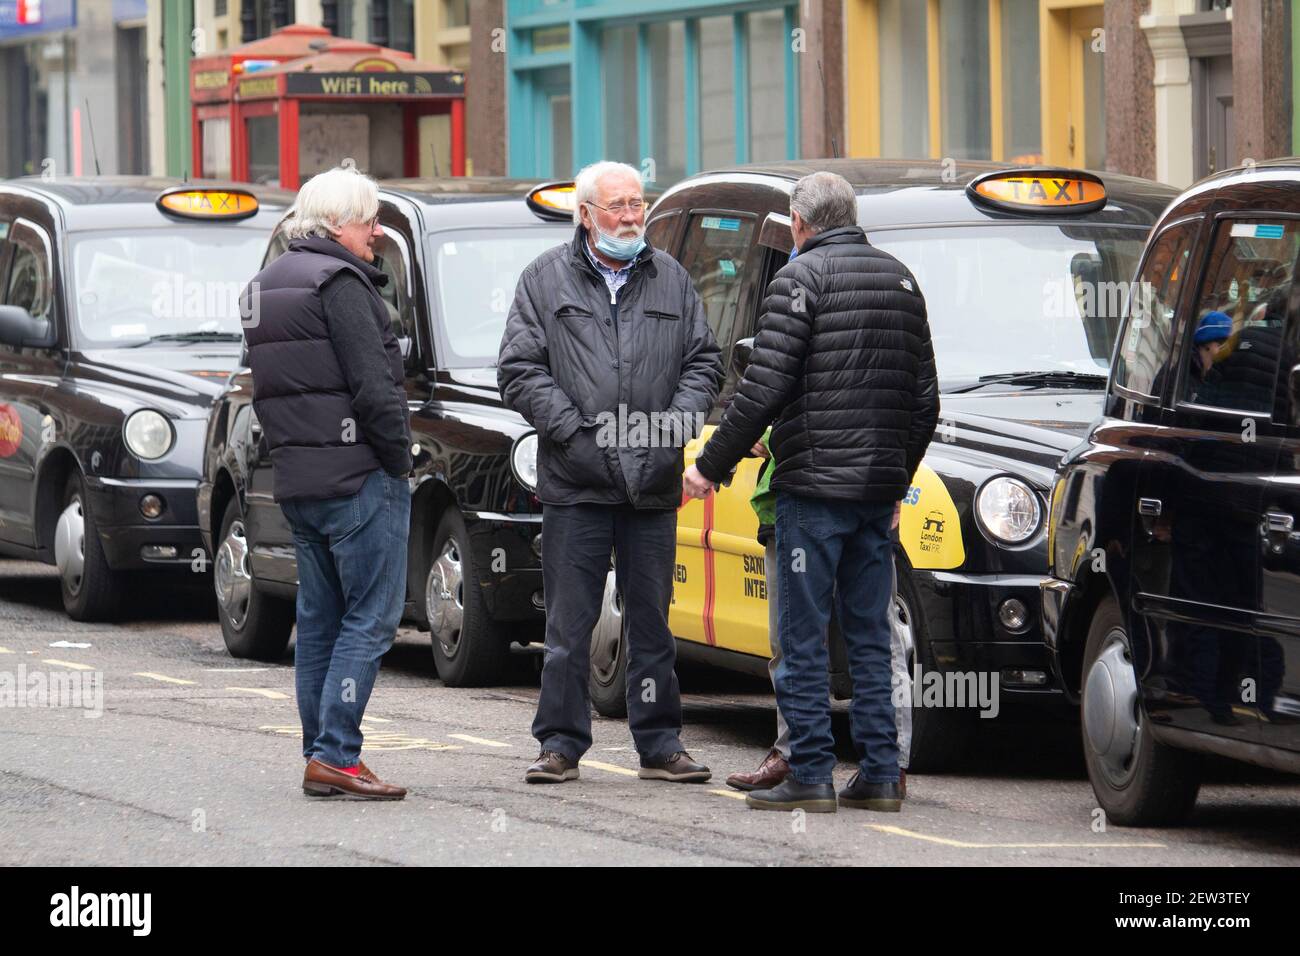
[1138, 498, 1162, 517]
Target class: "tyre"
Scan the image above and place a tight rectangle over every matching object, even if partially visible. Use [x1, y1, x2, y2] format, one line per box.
[589, 570, 629, 718]
[1080, 595, 1200, 826]
[214, 497, 294, 661]
[894, 558, 976, 773]
[426, 508, 511, 686]
[54, 472, 122, 621]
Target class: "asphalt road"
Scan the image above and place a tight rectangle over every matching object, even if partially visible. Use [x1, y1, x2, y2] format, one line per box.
[2, 561, 1298, 867]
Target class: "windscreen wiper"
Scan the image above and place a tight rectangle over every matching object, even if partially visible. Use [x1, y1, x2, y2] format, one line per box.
[127, 331, 244, 347]
[946, 370, 1108, 394]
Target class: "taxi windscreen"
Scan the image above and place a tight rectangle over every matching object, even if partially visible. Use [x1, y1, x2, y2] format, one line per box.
[868, 224, 1147, 386]
[430, 228, 571, 367]
[70, 228, 269, 348]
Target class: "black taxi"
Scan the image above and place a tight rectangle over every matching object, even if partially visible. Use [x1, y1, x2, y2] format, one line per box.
[199, 180, 576, 682]
[0, 177, 292, 620]
[1044, 159, 1300, 825]
[583, 160, 1177, 771]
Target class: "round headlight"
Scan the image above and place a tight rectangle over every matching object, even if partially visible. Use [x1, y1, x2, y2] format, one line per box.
[976, 476, 1042, 545]
[123, 409, 174, 461]
[511, 432, 538, 491]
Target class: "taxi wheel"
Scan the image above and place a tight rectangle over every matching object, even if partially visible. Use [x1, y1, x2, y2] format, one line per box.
[895, 560, 975, 774]
[214, 498, 294, 661]
[55, 472, 122, 621]
[1080, 596, 1200, 826]
[589, 570, 629, 718]
[426, 509, 510, 687]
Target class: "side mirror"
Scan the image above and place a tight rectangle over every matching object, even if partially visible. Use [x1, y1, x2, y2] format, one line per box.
[730, 336, 755, 378]
[0, 304, 54, 349]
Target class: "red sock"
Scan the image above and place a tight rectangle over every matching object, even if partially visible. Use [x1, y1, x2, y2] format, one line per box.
[326, 763, 360, 776]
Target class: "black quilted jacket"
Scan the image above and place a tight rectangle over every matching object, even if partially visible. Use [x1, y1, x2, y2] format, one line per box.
[694, 225, 939, 503]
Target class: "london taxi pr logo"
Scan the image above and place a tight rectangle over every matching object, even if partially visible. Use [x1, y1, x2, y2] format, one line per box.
[49, 886, 151, 936]
[0, 404, 22, 458]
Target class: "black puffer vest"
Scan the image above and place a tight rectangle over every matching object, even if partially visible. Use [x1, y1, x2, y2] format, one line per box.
[241, 237, 405, 502]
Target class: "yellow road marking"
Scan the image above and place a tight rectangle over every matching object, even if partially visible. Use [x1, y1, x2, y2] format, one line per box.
[135, 672, 196, 685]
[0, 646, 13, 654]
[360, 715, 391, 723]
[866, 824, 1165, 849]
[42, 659, 95, 671]
[258, 724, 461, 753]
[227, 687, 289, 700]
[709, 788, 748, 801]
[448, 733, 510, 747]
[580, 759, 639, 777]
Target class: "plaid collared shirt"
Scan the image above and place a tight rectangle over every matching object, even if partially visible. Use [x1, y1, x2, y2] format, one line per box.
[583, 238, 636, 301]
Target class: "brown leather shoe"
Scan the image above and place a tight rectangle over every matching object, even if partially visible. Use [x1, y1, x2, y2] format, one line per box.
[525, 750, 580, 784]
[303, 758, 407, 800]
[639, 750, 711, 782]
[726, 749, 790, 792]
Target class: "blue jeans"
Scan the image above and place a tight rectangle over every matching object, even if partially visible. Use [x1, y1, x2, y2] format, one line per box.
[280, 469, 411, 768]
[774, 492, 899, 785]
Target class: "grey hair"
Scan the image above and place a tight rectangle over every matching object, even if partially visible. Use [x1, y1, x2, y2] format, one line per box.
[789, 171, 858, 234]
[572, 160, 644, 224]
[282, 165, 380, 240]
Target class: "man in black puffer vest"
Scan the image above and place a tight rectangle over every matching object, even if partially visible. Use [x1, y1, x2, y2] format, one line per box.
[241, 166, 411, 801]
[685, 171, 939, 814]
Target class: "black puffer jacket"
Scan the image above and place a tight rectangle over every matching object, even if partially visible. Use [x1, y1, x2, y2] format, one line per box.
[497, 227, 723, 509]
[694, 226, 938, 503]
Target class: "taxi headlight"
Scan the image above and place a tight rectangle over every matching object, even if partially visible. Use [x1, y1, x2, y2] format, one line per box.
[511, 432, 538, 491]
[975, 476, 1042, 545]
[123, 409, 174, 461]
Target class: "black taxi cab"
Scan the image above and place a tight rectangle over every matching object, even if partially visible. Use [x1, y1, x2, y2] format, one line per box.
[199, 180, 576, 681]
[0, 177, 292, 620]
[1043, 159, 1300, 825]
[584, 160, 1177, 771]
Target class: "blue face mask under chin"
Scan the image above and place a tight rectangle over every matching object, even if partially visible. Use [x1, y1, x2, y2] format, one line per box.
[592, 224, 647, 261]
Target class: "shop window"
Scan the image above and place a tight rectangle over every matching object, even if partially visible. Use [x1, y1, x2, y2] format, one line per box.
[602, 26, 638, 167]
[939, 0, 991, 160]
[646, 20, 686, 186]
[879, 0, 928, 157]
[698, 16, 735, 171]
[1001, 0, 1041, 162]
[747, 8, 787, 163]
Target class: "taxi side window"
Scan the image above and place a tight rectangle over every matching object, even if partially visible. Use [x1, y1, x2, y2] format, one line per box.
[262, 230, 290, 267]
[677, 213, 755, 355]
[4, 220, 54, 323]
[1113, 220, 1196, 399]
[370, 231, 417, 367]
[645, 212, 681, 257]
[1178, 219, 1296, 415]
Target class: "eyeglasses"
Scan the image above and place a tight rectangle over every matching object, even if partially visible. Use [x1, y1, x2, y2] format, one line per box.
[585, 198, 646, 215]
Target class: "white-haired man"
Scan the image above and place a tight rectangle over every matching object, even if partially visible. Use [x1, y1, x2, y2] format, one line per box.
[241, 166, 411, 800]
[498, 161, 723, 784]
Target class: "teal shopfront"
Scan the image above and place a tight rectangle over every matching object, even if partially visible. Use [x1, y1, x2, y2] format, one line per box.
[506, 0, 800, 186]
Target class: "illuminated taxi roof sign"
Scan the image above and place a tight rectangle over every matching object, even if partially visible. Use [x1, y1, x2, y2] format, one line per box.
[967, 169, 1107, 216]
[526, 181, 576, 221]
[156, 188, 260, 221]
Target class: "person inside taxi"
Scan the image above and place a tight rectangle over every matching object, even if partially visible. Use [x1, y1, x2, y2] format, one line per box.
[498, 161, 724, 785]
[684, 171, 938, 813]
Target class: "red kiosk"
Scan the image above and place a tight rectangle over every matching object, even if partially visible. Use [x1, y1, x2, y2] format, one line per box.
[190, 23, 466, 189]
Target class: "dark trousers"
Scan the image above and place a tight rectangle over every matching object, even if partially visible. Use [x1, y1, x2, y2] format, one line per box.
[774, 492, 899, 785]
[280, 469, 410, 768]
[532, 503, 684, 762]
